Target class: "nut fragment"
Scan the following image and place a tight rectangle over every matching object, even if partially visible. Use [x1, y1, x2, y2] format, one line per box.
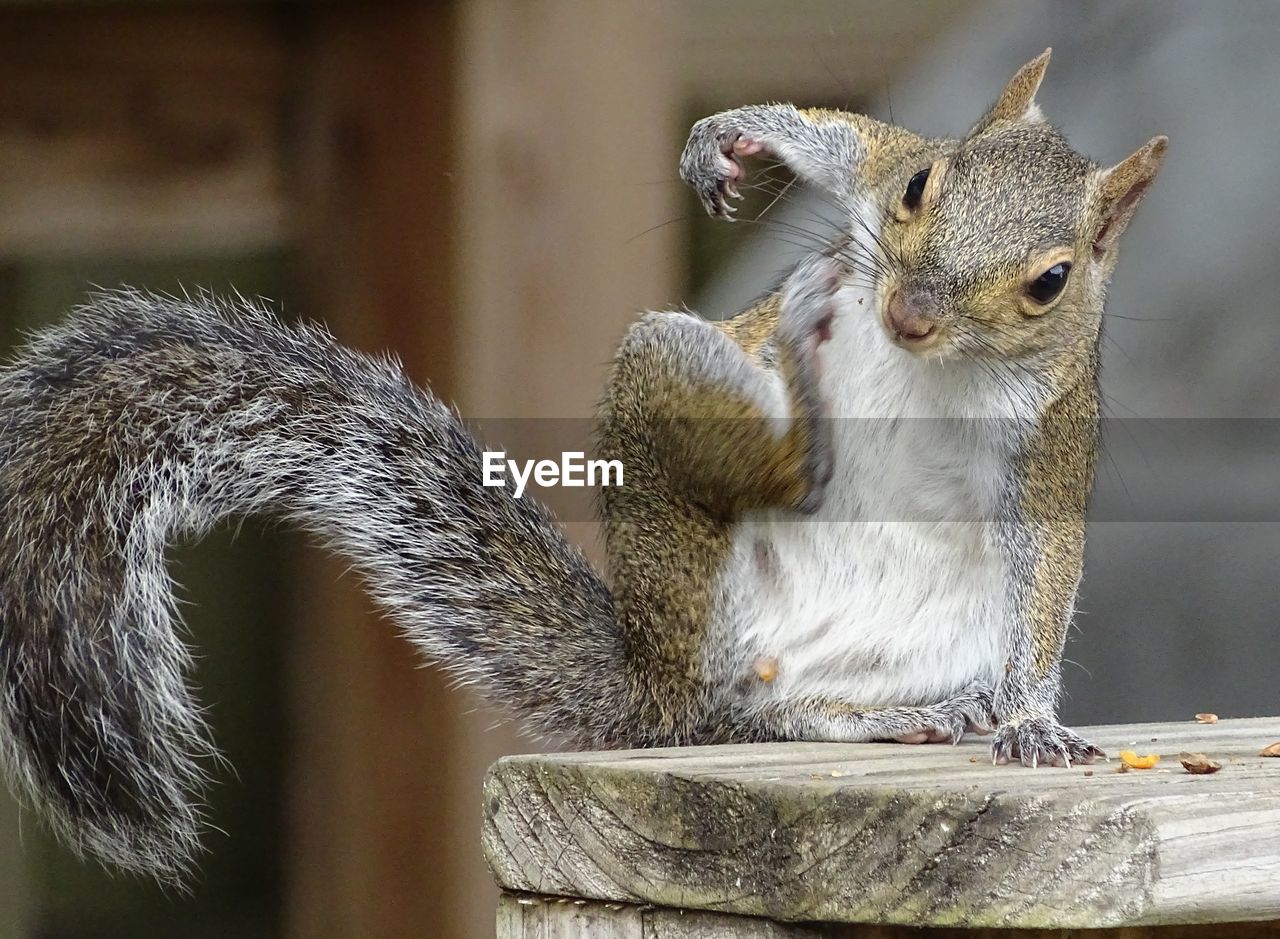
[1260, 742, 1280, 758]
[1119, 750, 1160, 770]
[1179, 752, 1222, 774]
[1194, 713, 1219, 724]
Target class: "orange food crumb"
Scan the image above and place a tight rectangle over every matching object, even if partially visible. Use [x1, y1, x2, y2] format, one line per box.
[1119, 750, 1161, 769]
[1194, 713, 1219, 724]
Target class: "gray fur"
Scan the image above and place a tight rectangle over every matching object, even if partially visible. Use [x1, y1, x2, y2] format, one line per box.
[671, 74, 1154, 770]
[680, 104, 866, 217]
[0, 289, 626, 879]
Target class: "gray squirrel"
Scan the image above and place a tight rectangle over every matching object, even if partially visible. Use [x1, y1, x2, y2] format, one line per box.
[0, 50, 1165, 880]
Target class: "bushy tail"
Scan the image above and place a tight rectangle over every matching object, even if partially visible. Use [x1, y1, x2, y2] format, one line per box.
[0, 289, 626, 879]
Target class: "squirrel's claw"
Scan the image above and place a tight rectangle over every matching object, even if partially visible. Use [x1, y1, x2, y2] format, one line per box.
[890, 682, 996, 746]
[991, 717, 1104, 768]
[680, 118, 764, 220]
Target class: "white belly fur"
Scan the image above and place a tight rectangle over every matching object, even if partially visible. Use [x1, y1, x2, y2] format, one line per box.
[715, 280, 1031, 708]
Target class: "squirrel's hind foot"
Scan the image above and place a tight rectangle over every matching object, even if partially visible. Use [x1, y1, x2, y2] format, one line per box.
[741, 682, 997, 746]
[891, 682, 997, 744]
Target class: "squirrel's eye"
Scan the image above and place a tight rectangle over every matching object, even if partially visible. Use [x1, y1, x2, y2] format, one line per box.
[903, 168, 930, 211]
[1027, 262, 1071, 304]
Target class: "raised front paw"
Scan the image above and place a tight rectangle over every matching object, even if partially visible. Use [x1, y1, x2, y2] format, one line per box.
[679, 114, 767, 219]
[776, 255, 843, 511]
[778, 254, 841, 350]
[991, 716, 1104, 768]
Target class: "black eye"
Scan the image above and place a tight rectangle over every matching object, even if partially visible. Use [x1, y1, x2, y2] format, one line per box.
[903, 167, 930, 211]
[1027, 262, 1071, 304]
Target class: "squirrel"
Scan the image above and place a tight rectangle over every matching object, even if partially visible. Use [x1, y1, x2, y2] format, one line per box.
[0, 50, 1165, 880]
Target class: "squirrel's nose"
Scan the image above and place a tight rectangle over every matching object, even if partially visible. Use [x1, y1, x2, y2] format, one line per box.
[885, 290, 937, 342]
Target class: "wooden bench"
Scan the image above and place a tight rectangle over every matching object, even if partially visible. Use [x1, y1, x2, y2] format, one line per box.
[484, 716, 1280, 937]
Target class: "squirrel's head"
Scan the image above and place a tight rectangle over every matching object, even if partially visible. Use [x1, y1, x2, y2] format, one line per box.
[868, 49, 1167, 364]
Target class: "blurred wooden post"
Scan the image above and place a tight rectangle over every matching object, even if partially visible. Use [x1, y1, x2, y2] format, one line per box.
[449, 7, 684, 930]
[291, 2, 680, 938]
[289, 5, 466, 939]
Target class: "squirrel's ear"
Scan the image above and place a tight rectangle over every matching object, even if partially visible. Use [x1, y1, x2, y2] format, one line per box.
[1091, 136, 1168, 258]
[971, 48, 1051, 134]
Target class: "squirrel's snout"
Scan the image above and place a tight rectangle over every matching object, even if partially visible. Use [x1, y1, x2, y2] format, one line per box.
[884, 290, 938, 344]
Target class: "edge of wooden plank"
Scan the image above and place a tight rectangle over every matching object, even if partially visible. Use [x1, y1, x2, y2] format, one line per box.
[483, 717, 1280, 929]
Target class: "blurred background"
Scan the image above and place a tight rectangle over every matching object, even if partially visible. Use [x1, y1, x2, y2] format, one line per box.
[0, 1, 1276, 937]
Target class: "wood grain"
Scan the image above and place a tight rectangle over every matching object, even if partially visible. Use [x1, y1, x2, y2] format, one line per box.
[498, 893, 825, 938]
[484, 717, 1280, 930]
[498, 893, 1280, 938]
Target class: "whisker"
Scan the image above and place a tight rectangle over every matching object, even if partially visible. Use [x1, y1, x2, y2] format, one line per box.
[626, 215, 695, 244]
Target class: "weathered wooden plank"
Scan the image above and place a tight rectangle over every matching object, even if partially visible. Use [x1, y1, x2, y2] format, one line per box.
[497, 892, 826, 938]
[499, 890, 1280, 939]
[500, 891, 1280, 939]
[484, 717, 1280, 930]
